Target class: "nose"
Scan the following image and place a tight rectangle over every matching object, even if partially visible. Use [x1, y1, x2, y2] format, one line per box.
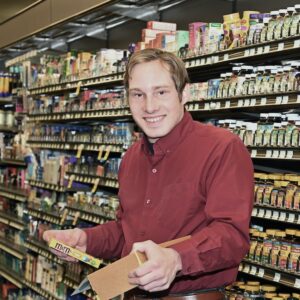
[144, 94, 159, 113]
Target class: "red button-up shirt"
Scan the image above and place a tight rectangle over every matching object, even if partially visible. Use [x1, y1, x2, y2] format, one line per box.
[85, 111, 254, 292]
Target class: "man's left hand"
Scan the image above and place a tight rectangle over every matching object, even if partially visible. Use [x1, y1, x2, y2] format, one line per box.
[128, 240, 182, 292]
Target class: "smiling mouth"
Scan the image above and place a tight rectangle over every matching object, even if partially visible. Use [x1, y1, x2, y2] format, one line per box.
[144, 116, 164, 123]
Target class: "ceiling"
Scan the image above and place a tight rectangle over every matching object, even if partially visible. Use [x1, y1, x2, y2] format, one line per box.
[0, 0, 38, 24]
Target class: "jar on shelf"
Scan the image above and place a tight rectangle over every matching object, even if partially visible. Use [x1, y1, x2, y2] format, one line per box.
[271, 231, 286, 267]
[255, 232, 267, 263]
[288, 230, 300, 272]
[243, 285, 264, 299]
[262, 229, 278, 264]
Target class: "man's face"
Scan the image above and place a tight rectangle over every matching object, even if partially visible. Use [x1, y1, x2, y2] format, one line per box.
[128, 60, 187, 143]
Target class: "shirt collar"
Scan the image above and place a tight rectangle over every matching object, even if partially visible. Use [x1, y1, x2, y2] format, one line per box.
[141, 111, 194, 155]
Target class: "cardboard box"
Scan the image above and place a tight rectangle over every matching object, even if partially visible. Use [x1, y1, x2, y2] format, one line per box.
[147, 21, 177, 31]
[87, 236, 190, 300]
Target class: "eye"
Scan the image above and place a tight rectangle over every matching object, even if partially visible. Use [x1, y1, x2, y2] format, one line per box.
[130, 91, 144, 99]
[156, 90, 168, 97]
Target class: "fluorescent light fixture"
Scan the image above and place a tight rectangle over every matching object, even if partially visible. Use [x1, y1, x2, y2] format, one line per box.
[67, 35, 85, 43]
[51, 40, 65, 49]
[39, 47, 49, 52]
[86, 27, 105, 36]
[106, 19, 127, 29]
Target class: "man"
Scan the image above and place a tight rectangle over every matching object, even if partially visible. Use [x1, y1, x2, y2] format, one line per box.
[43, 48, 253, 299]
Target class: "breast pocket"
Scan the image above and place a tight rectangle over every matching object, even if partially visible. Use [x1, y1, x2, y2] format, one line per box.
[158, 182, 201, 231]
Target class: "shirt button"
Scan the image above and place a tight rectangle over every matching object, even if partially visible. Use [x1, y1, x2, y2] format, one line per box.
[146, 199, 151, 204]
[152, 168, 157, 173]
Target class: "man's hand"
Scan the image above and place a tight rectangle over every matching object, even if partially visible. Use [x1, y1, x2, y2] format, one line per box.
[128, 240, 182, 292]
[43, 228, 87, 262]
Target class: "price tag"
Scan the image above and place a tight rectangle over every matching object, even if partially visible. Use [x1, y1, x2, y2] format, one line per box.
[251, 149, 257, 158]
[282, 95, 289, 104]
[257, 47, 263, 54]
[265, 210, 272, 219]
[276, 96, 282, 104]
[212, 56, 219, 63]
[238, 99, 244, 107]
[266, 150, 272, 158]
[297, 95, 300, 103]
[287, 150, 294, 159]
[294, 278, 300, 288]
[252, 207, 258, 217]
[102, 145, 112, 161]
[294, 39, 300, 48]
[297, 217, 300, 224]
[223, 54, 229, 61]
[238, 264, 243, 271]
[244, 49, 250, 57]
[250, 266, 257, 275]
[225, 101, 230, 108]
[97, 145, 105, 160]
[261, 97, 267, 105]
[279, 212, 286, 221]
[206, 57, 212, 64]
[258, 209, 265, 218]
[250, 98, 256, 106]
[200, 58, 205, 65]
[67, 175, 75, 189]
[272, 150, 279, 158]
[250, 48, 256, 56]
[204, 103, 210, 110]
[279, 150, 286, 158]
[76, 144, 84, 158]
[272, 211, 279, 220]
[278, 43, 284, 51]
[288, 213, 295, 223]
[243, 265, 250, 273]
[274, 272, 281, 282]
[75, 81, 82, 95]
[264, 45, 270, 53]
[91, 178, 100, 193]
[258, 268, 265, 277]
[215, 102, 221, 109]
[244, 99, 250, 106]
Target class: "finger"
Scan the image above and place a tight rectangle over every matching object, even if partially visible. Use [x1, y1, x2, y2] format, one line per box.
[139, 278, 169, 292]
[128, 268, 163, 286]
[147, 283, 170, 293]
[128, 260, 156, 278]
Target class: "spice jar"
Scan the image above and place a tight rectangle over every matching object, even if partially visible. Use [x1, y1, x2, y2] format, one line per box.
[244, 285, 264, 299]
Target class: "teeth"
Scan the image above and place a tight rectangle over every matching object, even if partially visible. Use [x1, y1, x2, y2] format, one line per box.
[145, 116, 163, 123]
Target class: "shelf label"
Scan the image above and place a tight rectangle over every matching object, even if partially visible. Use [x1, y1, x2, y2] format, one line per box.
[200, 58, 205, 65]
[279, 212, 286, 221]
[67, 175, 75, 189]
[238, 99, 244, 107]
[272, 150, 279, 158]
[261, 97, 267, 105]
[278, 43, 284, 51]
[266, 150, 272, 158]
[279, 150, 286, 158]
[287, 150, 294, 159]
[294, 39, 300, 48]
[75, 81, 82, 95]
[250, 98, 256, 106]
[212, 56, 219, 63]
[265, 210, 272, 219]
[295, 278, 300, 288]
[97, 145, 105, 161]
[238, 264, 243, 271]
[223, 54, 229, 61]
[215, 102, 221, 109]
[250, 48, 256, 56]
[258, 268, 265, 277]
[282, 95, 289, 104]
[204, 102, 210, 110]
[297, 95, 300, 103]
[244, 49, 250, 57]
[288, 213, 295, 223]
[274, 272, 281, 282]
[244, 99, 250, 106]
[250, 266, 257, 275]
[264, 45, 270, 53]
[243, 265, 250, 273]
[91, 178, 100, 193]
[272, 211, 279, 220]
[225, 101, 230, 108]
[276, 96, 282, 104]
[257, 47, 263, 54]
[206, 57, 212, 64]
[251, 207, 258, 217]
[251, 149, 257, 158]
[102, 145, 112, 161]
[258, 209, 265, 218]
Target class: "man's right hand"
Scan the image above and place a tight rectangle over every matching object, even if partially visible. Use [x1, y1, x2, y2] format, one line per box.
[43, 228, 87, 262]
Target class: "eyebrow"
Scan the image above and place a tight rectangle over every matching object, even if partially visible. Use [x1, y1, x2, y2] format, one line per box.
[129, 85, 172, 92]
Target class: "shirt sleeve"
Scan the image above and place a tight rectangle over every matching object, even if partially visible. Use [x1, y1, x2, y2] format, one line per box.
[170, 136, 254, 276]
[83, 158, 127, 260]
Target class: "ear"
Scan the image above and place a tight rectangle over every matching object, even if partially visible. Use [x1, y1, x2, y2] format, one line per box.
[181, 84, 190, 105]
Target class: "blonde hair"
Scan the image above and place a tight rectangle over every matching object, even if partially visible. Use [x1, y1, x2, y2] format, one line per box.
[124, 48, 189, 99]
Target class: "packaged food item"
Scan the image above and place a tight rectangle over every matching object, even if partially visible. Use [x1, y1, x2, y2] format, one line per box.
[274, 9, 287, 40]
[266, 11, 279, 41]
[282, 7, 296, 38]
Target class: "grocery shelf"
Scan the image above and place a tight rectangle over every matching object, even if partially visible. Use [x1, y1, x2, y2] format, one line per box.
[240, 259, 300, 290]
[27, 204, 64, 225]
[66, 172, 119, 190]
[0, 266, 23, 289]
[252, 205, 300, 225]
[0, 237, 26, 260]
[0, 159, 26, 167]
[28, 72, 124, 95]
[0, 97, 13, 104]
[63, 276, 95, 299]
[28, 107, 132, 123]
[248, 147, 300, 161]
[25, 237, 64, 265]
[27, 141, 124, 153]
[0, 184, 27, 202]
[0, 126, 18, 133]
[0, 210, 25, 230]
[28, 180, 66, 192]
